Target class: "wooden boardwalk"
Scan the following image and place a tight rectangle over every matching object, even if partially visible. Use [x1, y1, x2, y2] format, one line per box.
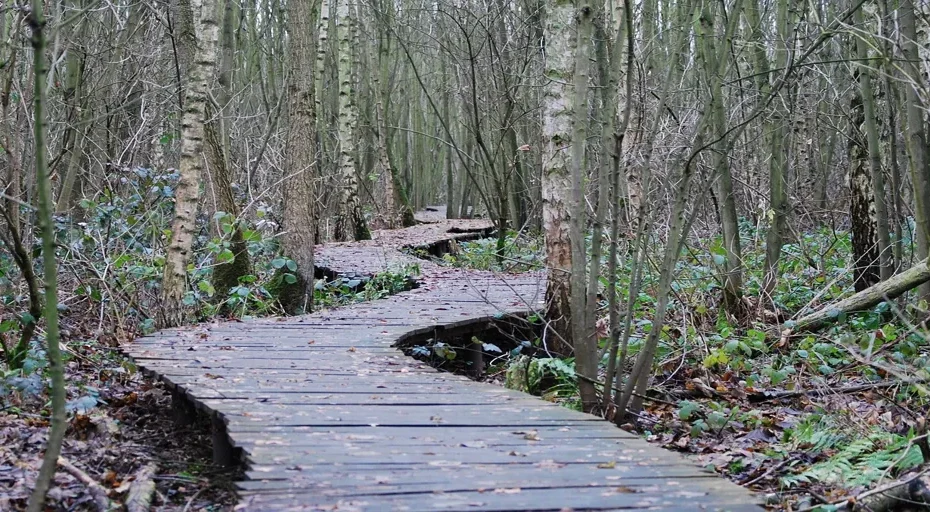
[126, 215, 761, 511]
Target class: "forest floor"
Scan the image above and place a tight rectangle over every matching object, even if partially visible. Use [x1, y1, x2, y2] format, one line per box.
[0, 316, 239, 510]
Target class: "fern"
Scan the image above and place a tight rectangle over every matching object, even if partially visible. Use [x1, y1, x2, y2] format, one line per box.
[781, 431, 925, 489]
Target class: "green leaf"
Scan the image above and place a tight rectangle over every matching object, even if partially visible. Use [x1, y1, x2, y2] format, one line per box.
[216, 249, 235, 264]
[241, 229, 261, 242]
[286, 260, 297, 272]
[678, 400, 700, 420]
[112, 254, 131, 268]
[0, 319, 16, 333]
[198, 280, 216, 297]
[271, 258, 287, 269]
[690, 419, 707, 437]
[283, 273, 298, 284]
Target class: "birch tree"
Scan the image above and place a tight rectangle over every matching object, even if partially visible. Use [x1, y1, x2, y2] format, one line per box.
[160, 0, 221, 327]
[540, 0, 575, 357]
[333, 0, 370, 241]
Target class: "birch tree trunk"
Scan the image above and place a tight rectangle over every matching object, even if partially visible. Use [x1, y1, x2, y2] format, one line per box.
[333, 0, 370, 241]
[854, 7, 891, 282]
[370, 10, 399, 230]
[848, 87, 880, 291]
[160, 0, 220, 327]
[541, 0, 575, 357]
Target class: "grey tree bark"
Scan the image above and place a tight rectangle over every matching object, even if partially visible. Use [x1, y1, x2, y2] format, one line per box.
[280, 0, 324, 313]
[160, 0, 221, 327]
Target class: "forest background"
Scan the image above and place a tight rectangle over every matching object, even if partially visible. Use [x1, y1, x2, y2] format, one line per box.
[2, 0, 930, 510]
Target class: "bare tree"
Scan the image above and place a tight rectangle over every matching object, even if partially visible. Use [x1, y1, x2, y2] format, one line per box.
[160, 0, 221, 326]
[280, 0, 324, 313]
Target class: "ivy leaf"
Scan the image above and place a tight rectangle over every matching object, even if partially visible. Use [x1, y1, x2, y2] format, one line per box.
[216, 249, 235, 264]
[678, 400, 700, 420]
[198, 280, 216, 297]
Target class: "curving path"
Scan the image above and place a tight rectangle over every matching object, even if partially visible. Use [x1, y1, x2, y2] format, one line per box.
[125, 214, 762, 511]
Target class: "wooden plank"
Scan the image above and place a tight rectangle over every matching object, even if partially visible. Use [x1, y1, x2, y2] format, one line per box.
[236, 484, 758, 511]
[188, 391, 548, 405]
[242, 443, 701, 467]
[237, 470, 731, 495]
[230, 425, 641, 446]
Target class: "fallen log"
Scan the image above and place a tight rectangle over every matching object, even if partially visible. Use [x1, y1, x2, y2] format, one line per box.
[126, 463, 157, 512]
[787, 258, 930, 332]
[796, 467, 930, 512]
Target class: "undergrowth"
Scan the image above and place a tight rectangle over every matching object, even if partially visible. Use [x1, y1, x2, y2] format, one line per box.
[441, 225, 930, 509]
[0, 167, 416, 417]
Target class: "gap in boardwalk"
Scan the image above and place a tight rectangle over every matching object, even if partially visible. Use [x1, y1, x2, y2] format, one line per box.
[395, 315, 558, 390]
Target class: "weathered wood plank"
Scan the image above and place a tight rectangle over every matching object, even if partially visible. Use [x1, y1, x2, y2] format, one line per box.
[236, 484, 758, 511]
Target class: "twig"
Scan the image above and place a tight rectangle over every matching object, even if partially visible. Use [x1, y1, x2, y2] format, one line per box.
[181, 487, 205, 512]
[748, 379, 926, 403]
[58, 457, 111, 512]
[739, 457, 793, 487]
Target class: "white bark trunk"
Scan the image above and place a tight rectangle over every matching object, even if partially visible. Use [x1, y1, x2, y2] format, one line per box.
[160, 0, 220, 327]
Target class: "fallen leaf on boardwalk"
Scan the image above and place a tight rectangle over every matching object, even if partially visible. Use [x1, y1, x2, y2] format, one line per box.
[348, 347, 357, 352]
[523, 431, 540, 441]
[494, 488, 521, 494]
[597, 461, 617, 469]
